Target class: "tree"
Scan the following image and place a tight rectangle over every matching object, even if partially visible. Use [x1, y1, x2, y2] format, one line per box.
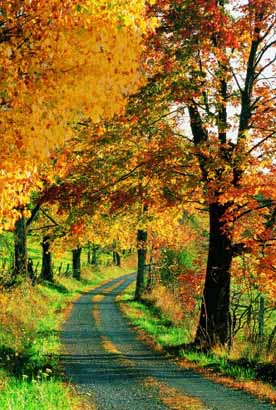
[144, 0, 276, 347]
[13, 216, 27, 278]
[135, 229, 148, 300]
[13, 204, 41, 278]
[41, 235, 54, 282]
[72, 246, 82, 280]
[51, 85, 190, 298]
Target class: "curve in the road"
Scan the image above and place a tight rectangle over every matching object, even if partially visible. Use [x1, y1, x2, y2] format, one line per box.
[61, 273, 275, 410]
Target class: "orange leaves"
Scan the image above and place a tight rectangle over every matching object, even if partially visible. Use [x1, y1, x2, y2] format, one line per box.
[70, 222, 85, 236]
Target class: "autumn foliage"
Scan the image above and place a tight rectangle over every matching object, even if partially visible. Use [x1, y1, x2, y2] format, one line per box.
[0, 0, 276, 351]
[0, 0, 154, 228]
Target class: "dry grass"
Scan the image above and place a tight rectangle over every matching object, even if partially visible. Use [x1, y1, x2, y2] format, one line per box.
[92, 305, 101, 325]
[145, 285, 185, 324]
[100, 336, 121, 354]
[144, 377, 205, 410]
[0, 282, 54, 351]
[177, 357, 276, 405]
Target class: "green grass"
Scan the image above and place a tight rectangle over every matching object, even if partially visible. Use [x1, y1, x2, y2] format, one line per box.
[0, 378, 80, 410]
[119, 284, 189, 347]
[0, 259, 135, 410]
[118, 284, 276, 385]
[180, 351, 256, 381]
[0, 231, 89, 275]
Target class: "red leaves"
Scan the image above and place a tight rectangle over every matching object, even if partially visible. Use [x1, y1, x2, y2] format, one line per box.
[71, 222, 84, 236]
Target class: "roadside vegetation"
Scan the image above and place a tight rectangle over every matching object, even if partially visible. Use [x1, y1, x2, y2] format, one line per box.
[118, 243, 276, 404]
[0, 248, 134, 410]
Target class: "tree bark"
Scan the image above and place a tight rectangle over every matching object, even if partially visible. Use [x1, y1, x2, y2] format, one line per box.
[258, 295, 265, 340]
[72, 247, 82, 280]
[41, 235, 53, 282]
[14, 216, 27, 276]
[87, 242, 91, 264]
[41, 235, 54, 282]
[194, 202, 233, 348]
[91, 244, 97, 265]
[113, 251, 121, 266]
[267, 324, 276, 353]
[135, 229, 147, 301]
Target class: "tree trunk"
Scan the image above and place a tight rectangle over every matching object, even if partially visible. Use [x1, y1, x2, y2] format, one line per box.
[135, 229, 147, 301]
[91, 244, 97, 265]
[258, 295, 265, 340]
[41, 235, 53, 282]
[28, 258, 36, 285]
[267, 324, 276, 353]
[116, 252, 121, 267]
[112, 251, 116, 264]
[72, 247, 82, 280]
[14, 216, 27, 276]
[87, 243, 91, 264]
[113, 251, 121, 267]
[194, 202, 233, 348]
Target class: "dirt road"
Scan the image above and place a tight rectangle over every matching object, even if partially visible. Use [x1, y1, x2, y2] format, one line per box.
[61, 273, 275, 410]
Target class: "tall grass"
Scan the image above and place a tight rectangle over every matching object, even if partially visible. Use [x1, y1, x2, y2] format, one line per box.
[0, 378, 80, 410]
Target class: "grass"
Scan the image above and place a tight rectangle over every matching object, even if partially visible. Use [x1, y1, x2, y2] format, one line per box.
[118, 282, 276, 404]
[180, 350, 256, 380]
[0, 378, 81, 410]
[118, 283, 189, 348]
[0, 231, 111, 277]
[0, 256, 135, 410]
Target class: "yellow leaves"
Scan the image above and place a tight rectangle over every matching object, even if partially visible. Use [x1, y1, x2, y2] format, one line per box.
[74, 0, 156, 33]
[0, 0, 153, 230]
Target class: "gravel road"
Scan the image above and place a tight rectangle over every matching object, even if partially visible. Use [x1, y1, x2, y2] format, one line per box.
[61, 273, 275, 410]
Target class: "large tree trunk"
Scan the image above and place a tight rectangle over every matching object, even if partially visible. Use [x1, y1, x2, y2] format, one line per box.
[41, 235, 53, 282]
[194, 202, 233, 348]
[135, 229, 147, 301]
[14, 216, 27, 276]
[72, 247, 82, 280]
